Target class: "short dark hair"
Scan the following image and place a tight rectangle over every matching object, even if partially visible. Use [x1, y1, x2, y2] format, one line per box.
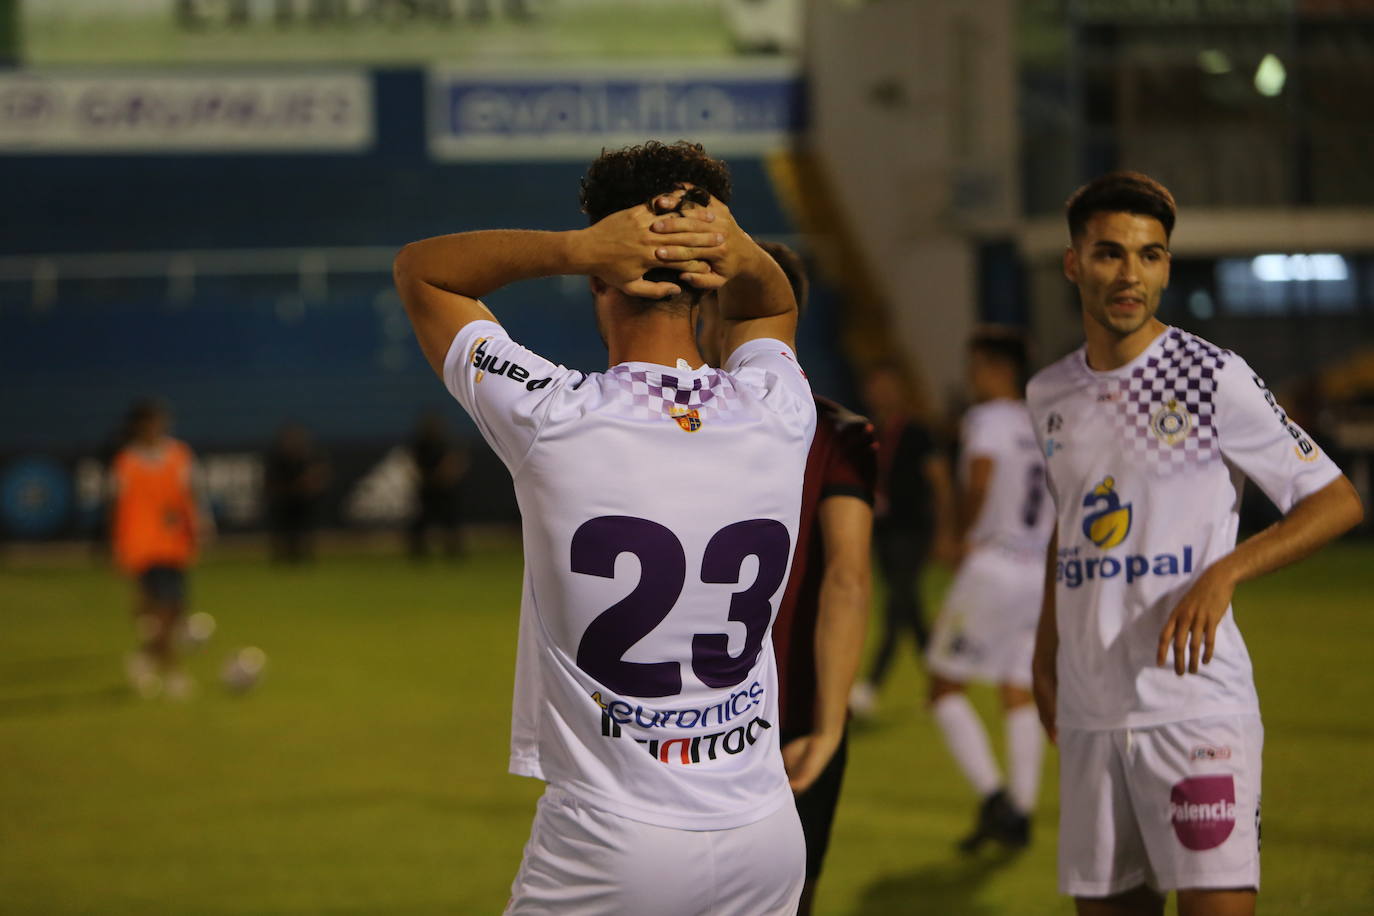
[126, 398, 168, 428]
[969, 326, 1029, 385]
[757, 240, 809, 315]
[579, 141, 733, 308]
[1065, 171, 1177, 242]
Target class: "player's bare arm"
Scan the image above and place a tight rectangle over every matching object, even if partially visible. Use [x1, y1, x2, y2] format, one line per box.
[1032, 528, 1059, 743]
[782, 494, 873, 794]
[654, 194, 798, 357]
[393, 203, 724, 376]
[1158, 474, 1363, 676]
[950, 455, 994, 566]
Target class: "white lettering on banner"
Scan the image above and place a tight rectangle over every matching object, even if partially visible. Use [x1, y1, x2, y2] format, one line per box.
[0, 73, 373, 152]
[202, 454, 265, 526]
[427, 64, 802, 160]
[344, 446, 418, 524]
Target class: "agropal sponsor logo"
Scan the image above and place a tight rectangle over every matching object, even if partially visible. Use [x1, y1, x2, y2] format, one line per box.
[1170, 774, 1238, 851]
[1058, 476, 1194, 589]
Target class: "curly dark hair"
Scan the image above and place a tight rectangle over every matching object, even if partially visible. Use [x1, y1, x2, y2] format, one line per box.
[579, 141, 733, 306]
[579, 140, 732, 225]
[1065, 171, 1177, 242]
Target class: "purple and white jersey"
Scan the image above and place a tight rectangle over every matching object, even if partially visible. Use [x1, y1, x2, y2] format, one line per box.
[960, 399, 1054, 560]
[1027, 327, 1341, 731]
[443, 319, 816, 830]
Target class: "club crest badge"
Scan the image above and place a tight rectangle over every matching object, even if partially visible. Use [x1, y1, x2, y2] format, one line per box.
[670, 406, 702, 432]
[1150, 398, 1192, 446]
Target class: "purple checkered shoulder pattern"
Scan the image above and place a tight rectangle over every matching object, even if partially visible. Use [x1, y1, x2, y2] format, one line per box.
[1100, 329, 1229, 475]
[604, 365, 744, 422]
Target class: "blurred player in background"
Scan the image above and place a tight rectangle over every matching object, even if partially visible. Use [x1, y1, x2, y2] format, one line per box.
[1029, 172, 1363, 916]
[699, 241, 875, 914]
[849, 362, 955, 717]
[926, 328, 1052, 853]
[264, 422, 330, 563]
[394, 141, 814, 915]
[110, 399, 213, 699]
[407, 410, 470, 560]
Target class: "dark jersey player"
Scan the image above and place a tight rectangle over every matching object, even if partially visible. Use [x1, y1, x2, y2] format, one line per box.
[700, 241, 876, 914]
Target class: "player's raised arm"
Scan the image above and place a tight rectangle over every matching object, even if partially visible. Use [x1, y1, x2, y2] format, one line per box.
[394, 204, 719, 377]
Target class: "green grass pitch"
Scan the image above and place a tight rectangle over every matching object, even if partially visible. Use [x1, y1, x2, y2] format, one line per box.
[2, 540, 1371, 913]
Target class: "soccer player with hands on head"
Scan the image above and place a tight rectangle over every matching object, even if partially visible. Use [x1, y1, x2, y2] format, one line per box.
[395, 141, 815, 916]
[1027, 171, 1362, 916]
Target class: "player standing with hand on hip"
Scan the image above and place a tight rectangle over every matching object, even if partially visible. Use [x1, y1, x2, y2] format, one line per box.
[394, 141, 815, 916]
[1027, 171, 1363, 916]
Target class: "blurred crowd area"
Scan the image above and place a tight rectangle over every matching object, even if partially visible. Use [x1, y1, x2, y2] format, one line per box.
[63, 404, 478, 561]
[3, 0, 1374, 545]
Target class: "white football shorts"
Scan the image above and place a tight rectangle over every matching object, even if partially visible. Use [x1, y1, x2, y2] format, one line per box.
[505, 785, 805, 915]
[1058, 715, 1263, 898]
[926, 547, 1043, 687]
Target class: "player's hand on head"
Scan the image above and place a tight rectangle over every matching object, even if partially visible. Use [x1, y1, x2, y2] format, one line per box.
[1157, 565, 1237, 676]
[649, 194, 761, 289]
[576, 202, 688, 299]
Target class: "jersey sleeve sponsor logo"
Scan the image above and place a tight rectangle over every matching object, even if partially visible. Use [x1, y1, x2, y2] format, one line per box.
[468, 336, 552, 390]
[1081, 476, 1132, 549]
[1170, 774, 1238, 851]
[1251, 373, 1320, 461]
[777, 350, 808, 378]
[669, 406, 703, 432]
[1149, 398, 1192, 446]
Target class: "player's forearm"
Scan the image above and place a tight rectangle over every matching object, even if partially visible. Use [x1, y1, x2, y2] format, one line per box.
[958, 483, 989, 544]
[395, 229, 586, 302]
[957, 456, 993, 543]
[717, 240, 796, 322]
[926, 455, 959, 544]
[1032, 530, 1059, 679]
[811, 568, 871, 737]
[1209, 475, 1363, 588]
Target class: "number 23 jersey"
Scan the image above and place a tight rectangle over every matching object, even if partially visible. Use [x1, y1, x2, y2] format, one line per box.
[444, 320, 816, 830]
[1027, 327, 1341, 732]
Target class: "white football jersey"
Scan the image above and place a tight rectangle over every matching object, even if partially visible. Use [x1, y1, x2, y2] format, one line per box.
[960, 398, 1054, 560]
[443, 319, 816, 830]
[1027, 327, 1341, 731]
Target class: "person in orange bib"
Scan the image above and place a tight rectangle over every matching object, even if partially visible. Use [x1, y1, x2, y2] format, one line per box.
[110, 400, 211, 699]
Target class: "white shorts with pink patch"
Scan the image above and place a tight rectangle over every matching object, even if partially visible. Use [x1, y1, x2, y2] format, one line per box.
[1058, 715, 1263, 898]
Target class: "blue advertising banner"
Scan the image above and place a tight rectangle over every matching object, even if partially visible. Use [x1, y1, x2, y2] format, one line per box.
[428, 64, 804, 160]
